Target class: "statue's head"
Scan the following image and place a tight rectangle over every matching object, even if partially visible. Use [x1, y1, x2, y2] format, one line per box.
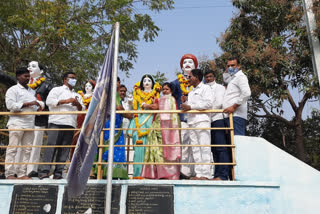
[85, 80, 96, 94]
[27, 61, 43, 78]
[140, 74, 155, 93]
[180, 54, 198, 75]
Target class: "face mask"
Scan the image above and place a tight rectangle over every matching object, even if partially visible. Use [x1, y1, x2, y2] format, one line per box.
[206, 81, 215, 86]
[68, 78, 77, 87]
[227, 67, 239, 75]
[223, 73, 233, 84]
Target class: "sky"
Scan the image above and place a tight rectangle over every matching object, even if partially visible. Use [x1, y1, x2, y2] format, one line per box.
[118, 0, 319, 119]
[118, 0, 235, 89]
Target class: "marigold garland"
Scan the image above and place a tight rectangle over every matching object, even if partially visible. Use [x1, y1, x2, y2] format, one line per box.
[28, 77, 45, 90]
[78, 90, 92, 107]
[177, 74, 193, 95]
[132, 81, 161, 140]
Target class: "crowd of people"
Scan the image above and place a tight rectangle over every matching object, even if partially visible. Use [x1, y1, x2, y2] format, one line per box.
[4, 54, 251, 180]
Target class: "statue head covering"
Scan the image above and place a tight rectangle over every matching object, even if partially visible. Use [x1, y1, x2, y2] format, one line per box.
[180, 54, 198, 69]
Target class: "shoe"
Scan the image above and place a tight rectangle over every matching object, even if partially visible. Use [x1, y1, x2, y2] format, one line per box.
[6, 176, 17, 179]
[189, 177, 199, 180]
[28, 171, 38, 177]
[39, 174, 50, 180]
[17, 176, 32, 180]
[211, 177, 223, 181]
[198, 177, 209, 180]
[179, 174, 190, 180]
[53, 175, 63, 180]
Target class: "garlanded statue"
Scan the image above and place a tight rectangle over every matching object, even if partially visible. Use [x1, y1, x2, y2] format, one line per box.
[26, 61, 52, 177]
[171, 54, 199, 179]
[128, 74, 162, 178]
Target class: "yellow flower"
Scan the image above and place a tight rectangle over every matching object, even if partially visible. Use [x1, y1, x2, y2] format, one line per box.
[132, 81, 161, 138]
[28, 77, 45, 89]
[78, 91, 92, 107]
[177, 74, 193, 95]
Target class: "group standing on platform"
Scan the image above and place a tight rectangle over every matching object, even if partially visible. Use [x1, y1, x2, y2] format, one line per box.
[3, 54, 251, 180]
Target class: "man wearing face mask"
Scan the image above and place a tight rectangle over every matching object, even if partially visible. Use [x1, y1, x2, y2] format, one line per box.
[38, 72, 85, 179]
[25, 61, 52, 177]
[204, 70, 231, 180]
[223, 57, 251, 136]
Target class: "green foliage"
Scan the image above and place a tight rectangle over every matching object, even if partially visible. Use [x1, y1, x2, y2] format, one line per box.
[152, 71, 168, 86]
[216, 0, 320, 162]
[247, 109, 320, 170]
[303, 110, 320, 169]
[0, 0, 174, 87]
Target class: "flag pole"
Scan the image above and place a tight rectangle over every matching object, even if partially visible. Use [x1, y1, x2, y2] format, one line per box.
[105, 22, 120, 214]
[302, 0, 320, 86]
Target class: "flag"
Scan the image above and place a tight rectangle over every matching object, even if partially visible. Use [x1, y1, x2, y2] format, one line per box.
[67, 33, 115, 197]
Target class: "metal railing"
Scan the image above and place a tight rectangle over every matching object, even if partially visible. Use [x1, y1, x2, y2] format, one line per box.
[0, 109, 236, 180]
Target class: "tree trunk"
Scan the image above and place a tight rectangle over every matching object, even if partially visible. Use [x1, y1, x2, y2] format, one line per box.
[295, 112, 306, 162]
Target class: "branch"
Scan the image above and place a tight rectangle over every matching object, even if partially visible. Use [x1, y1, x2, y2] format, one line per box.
[0, 71, 16, 87]
[250, 111, 293, 126]
[297, 91, 312, 115]
[286, 89, 298, 113]
[250, 99, 294, 126]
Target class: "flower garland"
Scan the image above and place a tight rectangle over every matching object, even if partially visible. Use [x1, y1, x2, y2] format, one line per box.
[28, 77, 45, 90]
[133, 81, 162, 110]
[78, 90, 92, 107]
[132, 81, 161, 140]
[177, 74, 193, 95]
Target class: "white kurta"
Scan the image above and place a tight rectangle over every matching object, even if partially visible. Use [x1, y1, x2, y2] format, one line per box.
[5, 83, 43, 178]
[180, 82, 213, 178]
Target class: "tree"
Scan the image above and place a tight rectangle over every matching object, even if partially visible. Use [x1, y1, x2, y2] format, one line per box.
[216, 0, 320, 162]
[0, 0, 174, 88]
[152, 71, 168, 86]
[303, 110, 320, 169]
[247, 109, 320, 170]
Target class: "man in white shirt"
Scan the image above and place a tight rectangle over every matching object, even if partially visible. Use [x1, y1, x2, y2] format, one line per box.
[180, 69, 214, 180]
[223, 56, 251, 135]
[38, 72, 85, 179]
[5, 67, 44, 179]
[204, 70, 231, 181]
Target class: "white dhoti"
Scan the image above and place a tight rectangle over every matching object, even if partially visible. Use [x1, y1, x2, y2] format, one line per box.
[189, 121, 212, 179]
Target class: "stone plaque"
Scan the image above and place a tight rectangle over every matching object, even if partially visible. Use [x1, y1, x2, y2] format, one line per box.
[9, 185, 58, 214]
[126, 185, 174, 214]
[62, 184, 121, 214]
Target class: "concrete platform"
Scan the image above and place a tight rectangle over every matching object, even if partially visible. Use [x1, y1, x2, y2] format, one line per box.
[0, 136, 319, 214]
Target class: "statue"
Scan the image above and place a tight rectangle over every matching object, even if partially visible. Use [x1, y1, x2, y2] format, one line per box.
[26, 61, 52, 177]
[128, 74, 162, 178]
[171, 54, 198, 179]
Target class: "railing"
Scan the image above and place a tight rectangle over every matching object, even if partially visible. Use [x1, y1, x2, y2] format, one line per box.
[0, 109, 235, 180]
